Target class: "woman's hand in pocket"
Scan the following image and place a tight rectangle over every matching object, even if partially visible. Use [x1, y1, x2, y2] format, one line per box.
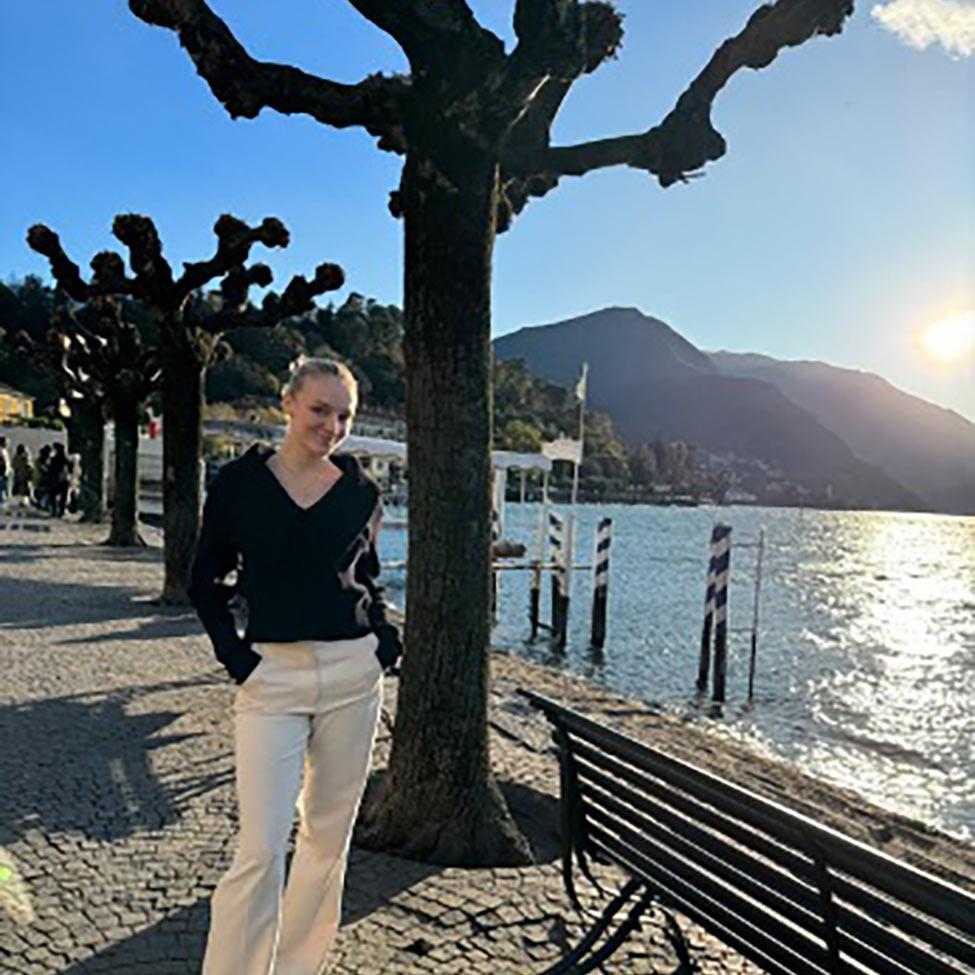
[373, 624, 403, 674]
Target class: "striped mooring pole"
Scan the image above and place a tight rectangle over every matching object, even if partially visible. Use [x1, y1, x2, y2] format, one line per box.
[697, 524, 732, 699]
[549, 510, 569, 647]
[590, 517, 613, 647]
[711, 524, 733, 703]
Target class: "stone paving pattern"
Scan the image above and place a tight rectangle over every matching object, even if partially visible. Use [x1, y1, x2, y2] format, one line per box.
[2, 509, 972, 974]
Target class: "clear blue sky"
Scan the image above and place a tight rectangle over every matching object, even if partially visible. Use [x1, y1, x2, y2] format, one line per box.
[2, 1, 973, 420]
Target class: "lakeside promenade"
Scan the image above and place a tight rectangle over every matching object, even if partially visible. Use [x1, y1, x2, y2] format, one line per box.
[2, 510, 972, 974]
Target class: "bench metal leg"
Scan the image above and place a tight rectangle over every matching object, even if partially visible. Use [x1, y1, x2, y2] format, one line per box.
[539, 878, 657, 975]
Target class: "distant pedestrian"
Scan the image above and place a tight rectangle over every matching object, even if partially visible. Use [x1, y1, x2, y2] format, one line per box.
[48, 442, 71, 518]
[0, 436, 9, 504]
[66, 452, 81, 514]
[34, 445, 52, 512]
[11, 444, 34, 504]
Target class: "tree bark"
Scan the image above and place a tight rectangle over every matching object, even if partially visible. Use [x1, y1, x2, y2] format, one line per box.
[358, 152, 532, 866]
[69, 400, 106, 523]
[105, 391, 143, 547]
[159, 330, 205, 605]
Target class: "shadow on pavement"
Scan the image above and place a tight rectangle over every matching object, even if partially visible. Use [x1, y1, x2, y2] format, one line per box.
[0, 576, 160, 629]
[55, 611, 202, 645]
[0, 675, 228, 849]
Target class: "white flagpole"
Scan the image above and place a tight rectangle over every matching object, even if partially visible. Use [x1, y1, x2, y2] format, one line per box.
[566, 363, 588, 607]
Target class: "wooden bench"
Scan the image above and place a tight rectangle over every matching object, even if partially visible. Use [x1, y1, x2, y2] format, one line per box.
[520, 690, 975, 975]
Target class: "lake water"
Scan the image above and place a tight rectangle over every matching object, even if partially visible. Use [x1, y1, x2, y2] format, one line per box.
[378, 504, 975, 842]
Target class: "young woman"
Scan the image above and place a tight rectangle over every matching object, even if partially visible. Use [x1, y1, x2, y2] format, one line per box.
[190, 357, 403, 975]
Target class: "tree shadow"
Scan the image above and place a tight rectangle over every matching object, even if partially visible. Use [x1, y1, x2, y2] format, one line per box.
[0, 576, 157, 629]
[0, 676, 229, 849]
[0, 545, 46, 565]
[55, 610, 202, 645]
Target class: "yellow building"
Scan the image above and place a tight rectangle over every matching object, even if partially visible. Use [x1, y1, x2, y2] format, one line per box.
[0, 382, 35, 422]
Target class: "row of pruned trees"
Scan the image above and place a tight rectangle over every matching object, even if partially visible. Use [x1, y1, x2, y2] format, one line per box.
[23, 215, 344, 601]
[15, 0, 858, 865]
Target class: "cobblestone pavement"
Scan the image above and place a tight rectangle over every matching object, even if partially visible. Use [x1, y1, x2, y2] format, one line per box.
[1, 510, 971, 974]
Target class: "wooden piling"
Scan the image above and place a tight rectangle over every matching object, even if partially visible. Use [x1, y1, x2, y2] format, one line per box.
[529, 560, 542, 639]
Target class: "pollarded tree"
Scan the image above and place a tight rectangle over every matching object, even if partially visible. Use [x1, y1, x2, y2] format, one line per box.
[29, 215, 344, 602]
[17, 291, 159, 538]
[61, 296, 158, 545]
[0, 281, 108, 523]
[127, 0, 856, 863]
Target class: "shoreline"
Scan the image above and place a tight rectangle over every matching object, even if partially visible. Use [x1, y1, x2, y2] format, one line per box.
[485, 646, 975, 891]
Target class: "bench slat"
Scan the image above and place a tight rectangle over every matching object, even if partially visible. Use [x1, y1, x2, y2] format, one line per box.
[572, 735, 816, 882]
[586, 824, 835, 975]
[832, 874, 975, 966]
[556, 705, 836, 859]
[576, 769, 826, 934]
[583, 803, 835, 971]
[833, 910, 974, 975]
[534, 693, 975, 935]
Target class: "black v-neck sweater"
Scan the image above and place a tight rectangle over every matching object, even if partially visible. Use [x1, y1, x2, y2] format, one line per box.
[189, 444, 391, 684]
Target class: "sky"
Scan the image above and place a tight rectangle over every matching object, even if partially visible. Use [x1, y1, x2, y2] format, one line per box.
[2, 1, 973, 421]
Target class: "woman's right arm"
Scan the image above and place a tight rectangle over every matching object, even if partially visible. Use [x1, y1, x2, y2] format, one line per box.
[189, 471, 262, 684]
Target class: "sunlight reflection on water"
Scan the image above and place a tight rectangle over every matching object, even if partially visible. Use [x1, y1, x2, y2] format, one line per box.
[380, 504, 975, 840]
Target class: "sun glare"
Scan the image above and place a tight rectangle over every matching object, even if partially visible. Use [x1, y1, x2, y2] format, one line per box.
[920, 312, 975, 365]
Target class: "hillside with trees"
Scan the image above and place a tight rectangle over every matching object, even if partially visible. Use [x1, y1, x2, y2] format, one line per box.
[2, 278, 712, 503]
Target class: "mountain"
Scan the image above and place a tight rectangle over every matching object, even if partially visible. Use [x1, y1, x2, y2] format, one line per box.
[709, 353, 975, 515]
[493, 307, 925, 511]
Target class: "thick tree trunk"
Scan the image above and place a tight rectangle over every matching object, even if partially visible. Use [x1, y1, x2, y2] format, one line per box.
[159, 333, 204, 605]
[358, 153, 532, 866]
[69, 399, 106, 523]
[105, 392, 143, 547]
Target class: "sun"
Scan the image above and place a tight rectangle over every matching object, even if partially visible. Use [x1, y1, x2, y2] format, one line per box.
[920, 312, 975, 365]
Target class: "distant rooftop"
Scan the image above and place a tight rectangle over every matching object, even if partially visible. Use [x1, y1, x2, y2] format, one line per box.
[0, 382, 33, 400]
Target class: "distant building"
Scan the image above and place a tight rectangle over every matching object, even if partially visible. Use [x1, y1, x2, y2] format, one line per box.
[0, 382, 34, 422]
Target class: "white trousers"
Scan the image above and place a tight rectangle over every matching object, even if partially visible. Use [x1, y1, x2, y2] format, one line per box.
[202, 633, 383, 975]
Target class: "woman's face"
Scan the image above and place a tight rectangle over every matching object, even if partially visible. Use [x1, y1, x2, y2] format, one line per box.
[283, 373, 356, 457]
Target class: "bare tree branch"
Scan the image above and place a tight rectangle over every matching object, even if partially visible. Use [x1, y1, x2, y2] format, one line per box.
[25, 227, 93, 302]
[129, 0, 410, 142]
[177, 215, 289, 301]
[487, 3, 622, 154]
[346, 0, 503, 75]
[252, 263, 346, 329]
[112, 214, 178, 309]
[503, 0, 855, 201]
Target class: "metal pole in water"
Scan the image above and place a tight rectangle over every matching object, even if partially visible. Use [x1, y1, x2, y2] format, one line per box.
[747, 527, 765, 703]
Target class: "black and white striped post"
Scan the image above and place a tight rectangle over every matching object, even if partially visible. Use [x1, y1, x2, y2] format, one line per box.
[697, 524, 732, 697]
[549, 510, 569, 646]
[590, 516, 613, 647]
[529, 468, 550, 640]
[711, 524, 733, 703]
[697, 527, 719, 692]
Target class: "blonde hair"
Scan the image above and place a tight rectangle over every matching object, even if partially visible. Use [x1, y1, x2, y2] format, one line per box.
[283, 356, 358, 402]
